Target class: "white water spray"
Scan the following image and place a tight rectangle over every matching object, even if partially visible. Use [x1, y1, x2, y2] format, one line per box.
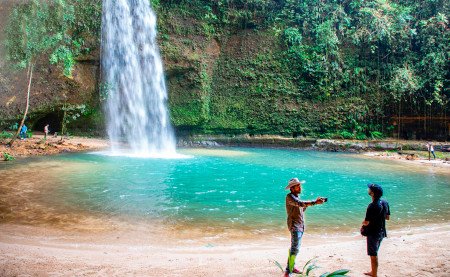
[101, 0, 176, 157]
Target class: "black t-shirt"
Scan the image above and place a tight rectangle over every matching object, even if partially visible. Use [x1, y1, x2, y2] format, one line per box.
[365, 199, 390, 237]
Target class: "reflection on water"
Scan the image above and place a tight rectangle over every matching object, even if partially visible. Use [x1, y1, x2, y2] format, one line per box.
[93, 150, 191, 159]
[181, 148, 250, 157]
[1, 148, 449, 238]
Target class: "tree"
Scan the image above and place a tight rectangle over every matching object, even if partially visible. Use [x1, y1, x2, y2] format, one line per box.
[5, 0, 78, 146]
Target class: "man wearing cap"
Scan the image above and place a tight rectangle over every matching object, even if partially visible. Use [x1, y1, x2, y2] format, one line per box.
[362, 184, 390, 277]
[284, 177, 326, 276]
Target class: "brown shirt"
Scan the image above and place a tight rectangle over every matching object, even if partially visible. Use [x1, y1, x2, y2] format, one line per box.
[286, 193, 314, 232]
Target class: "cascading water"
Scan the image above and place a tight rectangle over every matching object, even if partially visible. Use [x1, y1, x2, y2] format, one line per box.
[101, 0, 176, 157]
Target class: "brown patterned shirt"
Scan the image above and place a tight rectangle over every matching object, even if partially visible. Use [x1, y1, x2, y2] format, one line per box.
[286, 193, 315, 232]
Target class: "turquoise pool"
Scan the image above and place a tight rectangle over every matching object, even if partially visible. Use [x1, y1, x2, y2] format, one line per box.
[1, 148, 449, 234]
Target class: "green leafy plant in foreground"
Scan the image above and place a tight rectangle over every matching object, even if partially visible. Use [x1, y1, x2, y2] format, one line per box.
[3, 152, 15, 161]
[272, 257, 350, 276]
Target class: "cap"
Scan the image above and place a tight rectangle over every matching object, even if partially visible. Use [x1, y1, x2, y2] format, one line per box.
[367, 183, 383, 198]
[285, 178, 306, 190]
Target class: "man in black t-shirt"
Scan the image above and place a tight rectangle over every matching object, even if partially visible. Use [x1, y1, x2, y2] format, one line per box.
[362, 183, 390, 277]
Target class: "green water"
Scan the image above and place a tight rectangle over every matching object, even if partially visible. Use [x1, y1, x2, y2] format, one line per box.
[1, 148, 449, 233]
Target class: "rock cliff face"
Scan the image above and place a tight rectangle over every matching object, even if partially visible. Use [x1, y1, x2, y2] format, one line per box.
[0, 3, 393, 137]
[1, 2, 448, 140]
[0, 0, 27, 119]
[160, 25, 370, 137]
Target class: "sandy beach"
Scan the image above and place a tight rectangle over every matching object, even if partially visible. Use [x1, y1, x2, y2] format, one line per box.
[0, 223, 449, 277]
[362, 151, 450, 170]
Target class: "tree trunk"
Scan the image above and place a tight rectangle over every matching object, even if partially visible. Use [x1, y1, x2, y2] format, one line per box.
[61, 101, 67, 138]
[397, 99, 401, 140]
[8, 63, 34, 147]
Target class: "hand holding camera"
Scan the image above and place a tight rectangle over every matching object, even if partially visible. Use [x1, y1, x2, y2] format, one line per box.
[315, 196, 328, 204]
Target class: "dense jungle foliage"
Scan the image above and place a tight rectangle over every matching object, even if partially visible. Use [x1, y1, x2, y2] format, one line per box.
[5, 0, 100, 76]
[4, 0, 450, 139]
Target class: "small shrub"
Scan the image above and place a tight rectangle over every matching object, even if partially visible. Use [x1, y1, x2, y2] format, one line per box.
[356, 133, 367, 140]
[271, 257, 350, 276]
[9, 123, 18, 130]
[0, 131, 13, 139]
[339, 130, 354, 139]
[3, 152, 15, 161]
[370, 131, 383, 140]
[319, 133, 333, 139]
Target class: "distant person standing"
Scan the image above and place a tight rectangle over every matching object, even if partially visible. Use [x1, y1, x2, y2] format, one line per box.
[362, 184, 390, 277]
[44, 124, 50, 139]
[426, 142, 436, 160]
[284, 178, 326, 277]
[19, 124, 28, 140]
[430, 143, 436, 160]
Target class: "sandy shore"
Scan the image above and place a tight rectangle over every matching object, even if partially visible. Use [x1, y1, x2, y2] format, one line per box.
[362, 151, 450, 170]
[0, 223, 448, 276]
[0, 134, 109, 159]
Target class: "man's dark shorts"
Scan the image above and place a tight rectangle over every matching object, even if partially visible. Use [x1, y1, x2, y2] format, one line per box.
[367, 235, 383, 256]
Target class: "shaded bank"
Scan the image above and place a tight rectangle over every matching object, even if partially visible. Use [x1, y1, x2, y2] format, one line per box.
[180, 135, 450, 153]
[2, 135, 449, 162]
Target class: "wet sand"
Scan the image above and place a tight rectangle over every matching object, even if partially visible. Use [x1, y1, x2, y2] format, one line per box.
[0, 223, 449, 276]
[361, 151, 450, 172]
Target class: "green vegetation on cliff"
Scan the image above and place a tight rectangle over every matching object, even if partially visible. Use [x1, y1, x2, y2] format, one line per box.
[6, 0, 100, 76]
[154, 0, 449, 139]
[3, 0, 449, 140]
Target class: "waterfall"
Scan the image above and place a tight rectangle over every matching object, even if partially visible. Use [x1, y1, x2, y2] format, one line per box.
[101, 0, 176, 157]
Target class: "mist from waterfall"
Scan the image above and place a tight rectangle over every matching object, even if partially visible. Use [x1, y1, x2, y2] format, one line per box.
[101, 0, 176, 157]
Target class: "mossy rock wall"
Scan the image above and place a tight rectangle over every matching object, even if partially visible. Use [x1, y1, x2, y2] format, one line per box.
[1, 1, 448, 140]
[160, 22, 369, 137]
